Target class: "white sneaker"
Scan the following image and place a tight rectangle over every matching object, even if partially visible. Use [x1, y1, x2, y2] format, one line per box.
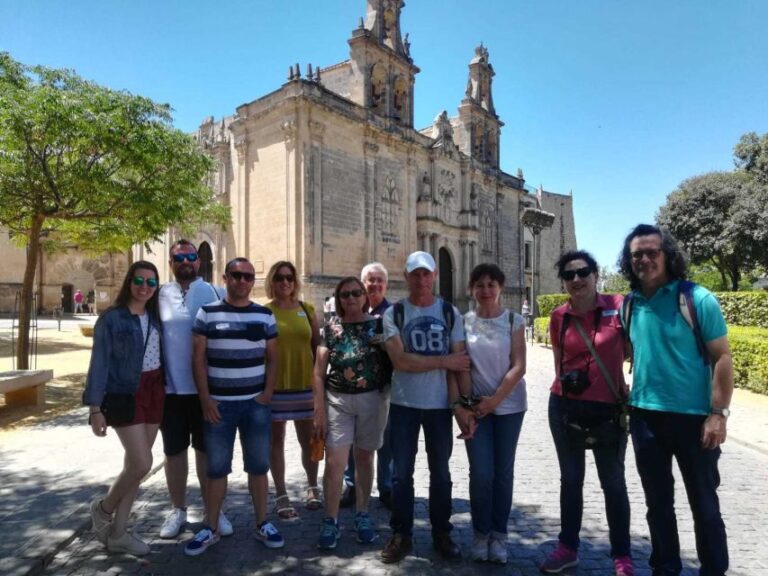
[471, 533, 489, 562]
[218, 511, 234, 537]
[108, 531, 150, 556]
[90, 498, 112, 545]
[489, 538, 508, 564]
[159, 507, 187, 539]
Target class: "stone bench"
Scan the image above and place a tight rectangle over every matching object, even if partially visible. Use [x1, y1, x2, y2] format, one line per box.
[0, 369, 53, 407]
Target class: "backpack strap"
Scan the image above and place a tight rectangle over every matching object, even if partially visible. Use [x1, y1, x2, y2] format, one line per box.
[677, 280, 710, 366]
[621, 293, 635, 374]
[441, 299, 455, 332]
[394, 301, 405, 332]
[298, 300, 313, 330]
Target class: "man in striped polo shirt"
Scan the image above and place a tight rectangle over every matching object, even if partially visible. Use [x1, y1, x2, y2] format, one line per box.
[184, 257, 284, 556]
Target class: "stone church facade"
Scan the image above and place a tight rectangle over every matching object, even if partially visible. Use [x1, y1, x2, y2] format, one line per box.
[137, 0, 576, 312]
[0, 1, 576, 317]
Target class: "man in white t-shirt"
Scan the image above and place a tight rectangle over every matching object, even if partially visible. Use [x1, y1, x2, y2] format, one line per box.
[158, 240, 230, 539]
[379, 251, 473, 564]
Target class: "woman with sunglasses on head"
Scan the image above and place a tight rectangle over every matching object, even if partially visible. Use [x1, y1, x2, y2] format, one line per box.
[264, 261, 322, 519]
[462, 263, 527, 564]
[312, 276, 389, 549]
[83, 261, 164, 556]
[541, 250, 633, 576]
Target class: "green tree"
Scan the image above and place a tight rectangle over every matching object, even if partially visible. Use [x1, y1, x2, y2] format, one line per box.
[734, 131, 768, 184]
[0, 53, 229, 369]
[598, 266, 629, 294]
[656, 171, 764, 291]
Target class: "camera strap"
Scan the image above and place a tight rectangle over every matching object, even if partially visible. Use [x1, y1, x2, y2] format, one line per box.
[570, 317, 625, 404]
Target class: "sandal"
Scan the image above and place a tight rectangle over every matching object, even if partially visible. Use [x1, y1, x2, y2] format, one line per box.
[305, 486, 323, 511]
[273, 494, 298, 520]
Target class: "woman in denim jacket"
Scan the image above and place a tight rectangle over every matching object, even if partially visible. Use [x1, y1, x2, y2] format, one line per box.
[83, 261, 164, 556]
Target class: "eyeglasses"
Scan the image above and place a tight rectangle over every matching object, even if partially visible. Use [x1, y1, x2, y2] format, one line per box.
[339, 289, 365, 299]
[273, 273, 295, 283]
[631, 248, 661, 261]
[132, 276, 158, 288]
[561, 267, 592, 281]
[172, 253, 198, 263]
[228, 271, 255, 282]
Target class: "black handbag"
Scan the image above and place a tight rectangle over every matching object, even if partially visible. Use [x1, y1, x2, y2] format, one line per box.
[101, 393, 136, 426]
[562, 316, 628, 450]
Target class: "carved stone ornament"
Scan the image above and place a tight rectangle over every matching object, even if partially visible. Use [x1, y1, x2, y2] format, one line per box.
[234, 136, 247, 165]
[378, 175, 401, 243]
[281, 120, 297, 144]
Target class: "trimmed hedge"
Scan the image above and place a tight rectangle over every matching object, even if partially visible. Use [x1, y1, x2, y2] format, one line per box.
[537, 294, 569, 318]
[534, 317, 550, 345]
[729, 326, 768, 395]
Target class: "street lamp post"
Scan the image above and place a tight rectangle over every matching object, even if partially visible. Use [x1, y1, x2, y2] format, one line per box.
[520, 207, 555, 320]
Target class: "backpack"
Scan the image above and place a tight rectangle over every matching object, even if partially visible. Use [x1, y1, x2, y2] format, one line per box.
[393, 299, 455, 333]
[621, 279, 710, 368]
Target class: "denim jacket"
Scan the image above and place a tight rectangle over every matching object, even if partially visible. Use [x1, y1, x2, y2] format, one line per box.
[82, 306, 163, 407]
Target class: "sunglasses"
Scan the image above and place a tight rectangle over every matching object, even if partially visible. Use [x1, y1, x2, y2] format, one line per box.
[132, 276, 158, 288]
[339, 289, 365, 299]
[631, 248, 661, 261]
[273, 273, 295, 283]
[228, 271, 255, 282]
[561, 267, 592, 281]
[172, 253, 198, 263]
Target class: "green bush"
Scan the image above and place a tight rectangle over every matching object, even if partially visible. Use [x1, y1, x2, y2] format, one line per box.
[716, 292, 768, 328]
[534, 317, 550, 345]
[537, 294, 568, 317]
[729, 326, 768, 394]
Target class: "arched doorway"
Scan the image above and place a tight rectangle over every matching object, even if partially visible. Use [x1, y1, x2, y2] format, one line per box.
[438, 247, 454, 304]
[198, 242, 213, 282]
[61, 283, 73, 313]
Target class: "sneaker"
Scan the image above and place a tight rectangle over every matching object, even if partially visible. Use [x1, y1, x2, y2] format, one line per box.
[354, 512, 377, 544]
[90, 498, 112, 545]
[184, 526, 219, 557]
[380, 533, 413, 564]
[256, 520, 285, 549]
[540, 542, 579, 573]
[317, 517, 341, 550]
[108, 531, 150, 556]
[218, 512, 234, 537]
[614, 556, 634, 576]
[489, 538, 508, 564]
[471, 533, 489, 562]
[159, 508, 187, 539]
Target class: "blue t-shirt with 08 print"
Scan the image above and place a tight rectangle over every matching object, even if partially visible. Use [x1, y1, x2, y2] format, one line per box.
[382, 298, 465, 410]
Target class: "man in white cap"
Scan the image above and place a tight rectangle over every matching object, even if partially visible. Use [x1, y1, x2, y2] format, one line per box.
[379, 251, 473, 564]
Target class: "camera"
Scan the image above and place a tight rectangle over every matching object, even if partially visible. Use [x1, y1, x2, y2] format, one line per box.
[560, 370, 591, 395]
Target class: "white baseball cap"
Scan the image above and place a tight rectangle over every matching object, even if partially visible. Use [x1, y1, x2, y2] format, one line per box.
[405, 251, 436, 273]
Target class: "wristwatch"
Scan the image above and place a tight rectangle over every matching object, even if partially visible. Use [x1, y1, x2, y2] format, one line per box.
[710, 407, 731, 418]
[449, 400, 463, 412]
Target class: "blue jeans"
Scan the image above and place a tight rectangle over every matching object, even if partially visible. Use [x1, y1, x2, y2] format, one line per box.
[389, 403, 453, 537]
[204, 398, 272, 479]
[631, 408, 728, 576]
[343, 414, 393, 492]
[465, 411, 525, 537]
[548, 394, 631, 557]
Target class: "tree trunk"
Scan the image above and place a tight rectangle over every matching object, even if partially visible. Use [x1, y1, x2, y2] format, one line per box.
[15, 214, 45, 370]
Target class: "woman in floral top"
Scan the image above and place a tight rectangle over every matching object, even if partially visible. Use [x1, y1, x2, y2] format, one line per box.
[312, 276, 389, 550]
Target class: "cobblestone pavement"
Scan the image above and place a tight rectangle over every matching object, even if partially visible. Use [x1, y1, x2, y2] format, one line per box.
[21, 344, 768, 575]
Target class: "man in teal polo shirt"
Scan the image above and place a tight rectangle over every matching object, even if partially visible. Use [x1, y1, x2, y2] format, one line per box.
[619, 224, 732, 576]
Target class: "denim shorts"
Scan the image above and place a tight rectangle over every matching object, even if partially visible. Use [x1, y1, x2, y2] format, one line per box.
[203, 397, 272, 479]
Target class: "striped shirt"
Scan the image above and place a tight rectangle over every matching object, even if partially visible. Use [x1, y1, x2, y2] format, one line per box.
[193, 300, 278, 401]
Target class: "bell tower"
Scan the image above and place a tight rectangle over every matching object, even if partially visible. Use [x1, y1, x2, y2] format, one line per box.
[348, 0, 419, 127]
[456, 44, 502, 168]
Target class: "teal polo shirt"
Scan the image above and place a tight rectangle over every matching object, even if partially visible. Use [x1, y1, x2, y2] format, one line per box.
[627, 280, 727, 415]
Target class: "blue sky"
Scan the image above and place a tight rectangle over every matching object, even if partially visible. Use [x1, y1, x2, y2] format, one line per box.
[2, 0, 767, 270]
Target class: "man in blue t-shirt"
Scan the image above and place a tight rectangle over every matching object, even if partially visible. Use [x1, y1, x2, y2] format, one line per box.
[379, 251, 473, 564]
[620, 224, 733, 576]
[183, 258, 284, 557]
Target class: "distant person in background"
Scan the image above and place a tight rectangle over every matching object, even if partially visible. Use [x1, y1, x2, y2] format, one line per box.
[74, 289, 85, 314]
[84, 261, 164, 556]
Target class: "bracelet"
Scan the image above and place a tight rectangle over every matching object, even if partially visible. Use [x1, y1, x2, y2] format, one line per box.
[90, 409, 102, 415]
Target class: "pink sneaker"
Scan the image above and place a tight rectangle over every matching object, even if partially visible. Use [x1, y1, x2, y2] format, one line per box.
[540, 542, 579, 573]
[614, 555, 634, 576]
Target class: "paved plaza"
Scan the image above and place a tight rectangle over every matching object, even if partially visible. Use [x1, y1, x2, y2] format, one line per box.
[1, 325, 767, 576]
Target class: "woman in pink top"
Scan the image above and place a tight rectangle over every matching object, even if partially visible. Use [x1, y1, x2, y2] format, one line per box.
[540, 250, 633, 576]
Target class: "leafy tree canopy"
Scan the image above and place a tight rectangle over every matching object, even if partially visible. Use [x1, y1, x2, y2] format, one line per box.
[0, 52, 228, 252]
[734, 131, 768, 185]
[656, 171, 766, 291]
